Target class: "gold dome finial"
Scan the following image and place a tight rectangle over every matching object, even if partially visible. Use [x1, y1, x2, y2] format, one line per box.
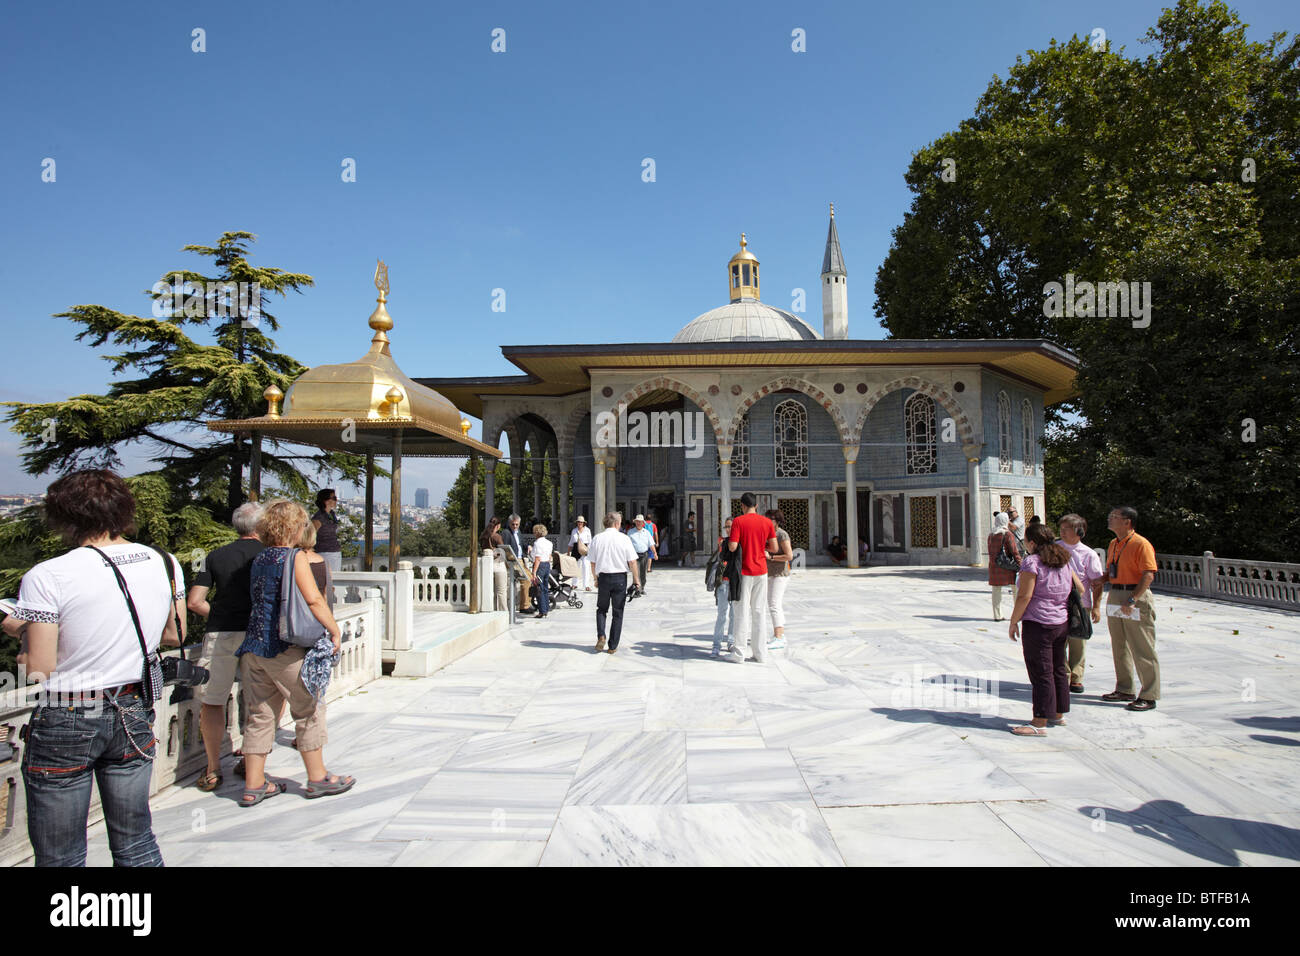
[727, 232, 759, 302]
[740, 232, 747, 249]
[460, 418, 471, 436]
[264, 384, 284, 419]
[368, 259, 394, 341]
[384, 385, 404, 417]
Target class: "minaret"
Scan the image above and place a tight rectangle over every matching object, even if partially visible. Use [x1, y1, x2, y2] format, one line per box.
[821, 203, 847, 339]
[728, 233, 760, 302]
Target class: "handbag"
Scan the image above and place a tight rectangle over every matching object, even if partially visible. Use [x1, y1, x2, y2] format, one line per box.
[278, 548, 331, 648]
[994, 533, 1020, 572]
[1067, 583, 1092, 640]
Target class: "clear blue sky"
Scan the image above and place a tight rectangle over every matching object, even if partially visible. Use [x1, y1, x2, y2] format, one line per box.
[1, 0, 1292, 505]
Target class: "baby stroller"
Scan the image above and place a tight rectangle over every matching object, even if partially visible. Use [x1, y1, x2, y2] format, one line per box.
[551, 554, 585, 608]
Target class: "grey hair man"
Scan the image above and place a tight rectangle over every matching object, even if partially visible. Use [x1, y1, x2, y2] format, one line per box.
[1058, 513, 1105, 693]
[504, 513, 532, 613]
[587, 511, 640, 653]
[186, 502, 266, 790]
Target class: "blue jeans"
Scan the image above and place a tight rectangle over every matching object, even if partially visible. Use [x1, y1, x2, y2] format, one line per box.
[22, 688, 163, 867]
[536, 562, 551, 615]
[713, 579, 735, 652]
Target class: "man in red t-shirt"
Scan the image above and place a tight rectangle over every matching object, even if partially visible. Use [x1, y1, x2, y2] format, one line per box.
[728, 493, 777, 664]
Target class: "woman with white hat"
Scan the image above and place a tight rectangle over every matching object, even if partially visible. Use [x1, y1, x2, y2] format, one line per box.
[568, 516, 594, 591]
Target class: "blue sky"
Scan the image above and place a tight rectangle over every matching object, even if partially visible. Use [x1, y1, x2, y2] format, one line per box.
[1, 0, 1292, 504]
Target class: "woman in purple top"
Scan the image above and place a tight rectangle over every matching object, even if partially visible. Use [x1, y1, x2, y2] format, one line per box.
[1007, 522, 1085, 736]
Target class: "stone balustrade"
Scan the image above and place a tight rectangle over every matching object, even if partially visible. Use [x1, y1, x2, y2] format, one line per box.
[1097, 549, 1300, 612]
[0, 596, 384, 867]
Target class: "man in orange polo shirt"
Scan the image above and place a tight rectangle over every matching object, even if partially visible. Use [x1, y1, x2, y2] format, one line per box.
[1101, 505, 1160, 711]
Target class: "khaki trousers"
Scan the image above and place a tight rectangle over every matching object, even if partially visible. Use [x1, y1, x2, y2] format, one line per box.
[1106, 589, 1160, 700]
[1067, 637, 1087, 685]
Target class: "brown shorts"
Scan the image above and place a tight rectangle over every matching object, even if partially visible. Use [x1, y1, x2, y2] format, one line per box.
[238, 647, 327, 755]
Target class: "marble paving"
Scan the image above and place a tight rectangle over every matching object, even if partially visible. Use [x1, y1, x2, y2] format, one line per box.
[81, 566, 1300, 866]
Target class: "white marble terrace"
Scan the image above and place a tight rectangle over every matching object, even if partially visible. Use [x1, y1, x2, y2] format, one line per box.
[80, 566, 1300, 866]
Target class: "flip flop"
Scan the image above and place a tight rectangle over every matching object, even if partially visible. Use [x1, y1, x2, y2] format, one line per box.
[239, 780, 285, 807]
[305, 772, 356, 799]
[1011, 725, 1049, 736]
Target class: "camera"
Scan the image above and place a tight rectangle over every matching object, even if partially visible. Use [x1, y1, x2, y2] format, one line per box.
[626, 583, 644, 601]
[162, 655, 210, 687]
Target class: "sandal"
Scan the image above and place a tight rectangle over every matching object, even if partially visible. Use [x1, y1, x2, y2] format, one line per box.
[239, 780, 285, 807]
[1011, 725, 1049, 736]
[305, 772, 356, 799]
[196, 769, 223, 792]
[1048, 717, 1067, 727]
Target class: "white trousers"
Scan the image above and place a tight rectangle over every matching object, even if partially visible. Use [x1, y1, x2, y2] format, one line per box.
[767, 574, 789, 631]
[991, 585, 1009, 618]
[736, 575, 770, 663]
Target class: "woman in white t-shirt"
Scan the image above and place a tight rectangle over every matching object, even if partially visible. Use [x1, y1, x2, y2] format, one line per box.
[568, 517, 593, 590]
[530, 524, 554, 619]
[1, 470, 185, 867]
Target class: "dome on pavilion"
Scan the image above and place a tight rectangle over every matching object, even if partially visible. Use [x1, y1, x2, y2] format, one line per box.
[672, 300, 821, 343]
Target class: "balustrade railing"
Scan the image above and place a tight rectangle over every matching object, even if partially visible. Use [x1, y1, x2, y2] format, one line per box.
[0, 597, 383, 866]
[1153, 551, 1300, 612]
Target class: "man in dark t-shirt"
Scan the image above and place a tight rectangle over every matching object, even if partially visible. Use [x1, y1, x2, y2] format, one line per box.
[185, 503, 266, 790]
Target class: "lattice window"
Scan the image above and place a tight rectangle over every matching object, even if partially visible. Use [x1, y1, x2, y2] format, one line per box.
[773, 399, 809, 478]
[1021, 399, 1036, 475]
[904, 393, 938, 475]
[1000, 495, 1012, 513]
[998, 391, 1012, 473]
[615, 449, 627, 484]
[778, 498, 809, 550]
[1024, 497, 1035, 522]
[717, 414, 750, 478]
[652, 446, 668, 482]
[909, 496, 938, 549]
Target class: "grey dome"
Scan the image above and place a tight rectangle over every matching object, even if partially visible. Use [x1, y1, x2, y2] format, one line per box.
[672, 301, 821, 344]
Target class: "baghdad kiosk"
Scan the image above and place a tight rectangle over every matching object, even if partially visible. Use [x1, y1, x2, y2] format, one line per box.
[423, 207, 1077, 567]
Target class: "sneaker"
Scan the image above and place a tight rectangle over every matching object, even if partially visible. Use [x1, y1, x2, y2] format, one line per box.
[726, 647, 745, 663]
[1101, 691, 1136, 702]
[710, 648, 721, 658]
[595, 636, 606, 653]
[1069, 683, 1084, 694]
[1126, 698, 1157, 712]
[769, 637, 786, 650]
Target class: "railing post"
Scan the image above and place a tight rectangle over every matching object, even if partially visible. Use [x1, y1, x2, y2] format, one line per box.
[1202, 551, 1215, 598]
[393, 562, 415, 651]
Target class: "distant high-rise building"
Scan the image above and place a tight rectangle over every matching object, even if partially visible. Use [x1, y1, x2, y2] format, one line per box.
[415, 488, 429, 509]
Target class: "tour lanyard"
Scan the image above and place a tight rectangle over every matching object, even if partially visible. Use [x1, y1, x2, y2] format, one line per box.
[1108, 533, 1134, 582]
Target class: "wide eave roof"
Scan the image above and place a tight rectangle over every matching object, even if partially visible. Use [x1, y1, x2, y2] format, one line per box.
[418, 339, 1079, 417]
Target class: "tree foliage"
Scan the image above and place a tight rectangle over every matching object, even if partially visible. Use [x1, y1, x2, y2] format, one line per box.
[875, 0, 1299, 560]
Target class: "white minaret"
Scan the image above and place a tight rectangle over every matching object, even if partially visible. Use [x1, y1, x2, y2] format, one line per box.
[821, 203, 847, 339]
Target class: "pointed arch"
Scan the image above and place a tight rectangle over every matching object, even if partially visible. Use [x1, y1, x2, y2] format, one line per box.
[853, 377, 976, 447]
[727, 377, 850, 445]
[611, 376, 726, 446]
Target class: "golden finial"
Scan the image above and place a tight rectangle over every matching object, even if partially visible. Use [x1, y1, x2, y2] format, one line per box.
[385, 385, 404, 417]
[460, 418, 471, 436]
[739, 232, 747, 250]
[368, 259, 394, 338]
[264, 384, 284, 419]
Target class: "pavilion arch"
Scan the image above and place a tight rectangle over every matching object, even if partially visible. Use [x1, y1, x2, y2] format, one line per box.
[557, 403, 592, 464]
[726, 376, 851, 446]
[611, 376, 726, 447]
[482, 402, 564, 453]
[852, 376, 976, 446]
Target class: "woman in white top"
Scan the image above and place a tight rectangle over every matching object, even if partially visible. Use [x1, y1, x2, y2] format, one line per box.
[568, 517, 593, 590]
[2, 469, 185, 867]
[530, 524, 555, 619]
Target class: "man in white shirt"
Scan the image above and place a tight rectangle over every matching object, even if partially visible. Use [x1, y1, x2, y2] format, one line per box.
[586, 512, 640, 653]
[1059, 513, 1105, 693]
[626, 514, 655, 593]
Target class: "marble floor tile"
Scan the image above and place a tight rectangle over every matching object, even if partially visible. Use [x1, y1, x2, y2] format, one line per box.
[686, 747, 812, 803]
[539, 802, 844, 866]
[643, 683, 755, 732]
[441, 731, 590, 772]
[378, 769, 574, 841]
[391, 840, 546, 867]
[686, 731, 769, 750]
[821, 803, 1048, 867]
[794, 737, 1035, 807]
[753, 709, 901, 750]
[564, 732, 687, 806]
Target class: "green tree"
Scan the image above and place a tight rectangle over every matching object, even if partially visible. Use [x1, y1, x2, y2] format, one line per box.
[875, 0, 1299, 559]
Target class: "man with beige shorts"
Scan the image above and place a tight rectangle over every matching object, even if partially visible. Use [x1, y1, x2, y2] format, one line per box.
[186, 503, 265, 790]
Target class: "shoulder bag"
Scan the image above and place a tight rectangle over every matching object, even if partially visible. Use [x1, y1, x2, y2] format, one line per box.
[278, 548, 331, 648]
[1067, 583, 1092, 640]
[994, 533, 1021, 572]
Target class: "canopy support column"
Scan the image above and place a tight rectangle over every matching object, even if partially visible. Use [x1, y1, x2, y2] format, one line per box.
[484, 459, 496, 521]
[844, 445, 860, 570]
[469, 452, 479, 613]
[389, 430, 403, 568]
[364, 449, 375, 572]
[594, 458, 606, 522]
[248, 431, 263, 502]
[559, 469, 570, 537]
